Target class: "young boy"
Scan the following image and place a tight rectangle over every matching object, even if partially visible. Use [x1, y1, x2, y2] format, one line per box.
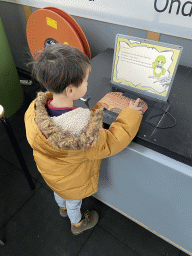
[24, 44, 143, 235]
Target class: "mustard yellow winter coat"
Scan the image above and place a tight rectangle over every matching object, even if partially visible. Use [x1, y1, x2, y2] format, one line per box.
[24, 92, 142, 200]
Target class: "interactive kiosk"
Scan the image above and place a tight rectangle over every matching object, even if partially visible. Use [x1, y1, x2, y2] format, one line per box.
[1, 4, 192, 255]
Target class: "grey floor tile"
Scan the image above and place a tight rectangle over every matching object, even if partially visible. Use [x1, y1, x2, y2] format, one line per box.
[181, 251, 191, 256]
[123, 219, 180, 256]
[0, 94, 31, 156]
[0, 187, 94, 256]
[2, 138, 39, 177]
[0, 156, 16, 181]
[77, 225, 141, 256]
[8, 101, 30, 143]
[0, 157, 41, 228]
[88, 196, 180, 256]
[2, 137, 52, 192]
[0, 123, 13, 156]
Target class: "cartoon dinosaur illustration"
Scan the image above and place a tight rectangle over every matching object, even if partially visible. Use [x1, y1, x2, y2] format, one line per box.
[152, 55, 166, 78]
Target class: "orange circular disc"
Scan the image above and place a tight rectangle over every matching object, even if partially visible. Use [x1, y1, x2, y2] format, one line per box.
[27, 8, 85, 58]
[43, 7, 91, 59]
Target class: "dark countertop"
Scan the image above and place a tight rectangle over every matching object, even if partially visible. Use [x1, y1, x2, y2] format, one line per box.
[74, 48, 192, 167]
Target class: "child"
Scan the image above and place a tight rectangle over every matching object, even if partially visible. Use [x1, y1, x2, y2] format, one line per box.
[24, 44, 143, 235]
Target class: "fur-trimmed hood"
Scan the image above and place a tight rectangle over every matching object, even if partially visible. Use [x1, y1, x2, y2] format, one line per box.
[34, 92, 104, 151]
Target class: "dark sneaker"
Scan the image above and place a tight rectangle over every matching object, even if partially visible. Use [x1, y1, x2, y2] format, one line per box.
[71, 210, 99, 235]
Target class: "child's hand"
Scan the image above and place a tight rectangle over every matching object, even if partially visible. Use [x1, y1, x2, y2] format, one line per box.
[128, 98, 143, 115]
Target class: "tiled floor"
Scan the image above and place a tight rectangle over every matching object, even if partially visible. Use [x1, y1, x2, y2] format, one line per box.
[0, 71, 188, 256]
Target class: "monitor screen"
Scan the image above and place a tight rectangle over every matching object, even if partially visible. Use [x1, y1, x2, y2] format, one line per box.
[111, 34, 183, 101]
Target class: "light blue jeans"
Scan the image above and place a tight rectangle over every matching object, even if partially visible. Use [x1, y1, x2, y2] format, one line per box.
[54, 192, 82, 224]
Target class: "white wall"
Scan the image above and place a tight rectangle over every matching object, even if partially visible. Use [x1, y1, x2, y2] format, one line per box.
[0, 1, 192, 70]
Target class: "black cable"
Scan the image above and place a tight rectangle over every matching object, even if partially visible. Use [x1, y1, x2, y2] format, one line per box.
[141, 66, 192, 130]
[146, 99, 177, 129]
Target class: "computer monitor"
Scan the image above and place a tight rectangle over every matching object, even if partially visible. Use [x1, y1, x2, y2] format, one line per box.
[111, 34, 183, 101]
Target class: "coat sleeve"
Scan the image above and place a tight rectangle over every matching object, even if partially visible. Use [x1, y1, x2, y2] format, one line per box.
[24, 101, 37, 149]
[85, 107, 142, 160]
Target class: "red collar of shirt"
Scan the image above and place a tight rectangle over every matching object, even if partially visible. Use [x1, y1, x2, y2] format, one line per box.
[46, 100, 77, 110]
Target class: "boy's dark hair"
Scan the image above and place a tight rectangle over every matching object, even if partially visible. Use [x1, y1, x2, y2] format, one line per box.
[28, 44, 91, 93]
